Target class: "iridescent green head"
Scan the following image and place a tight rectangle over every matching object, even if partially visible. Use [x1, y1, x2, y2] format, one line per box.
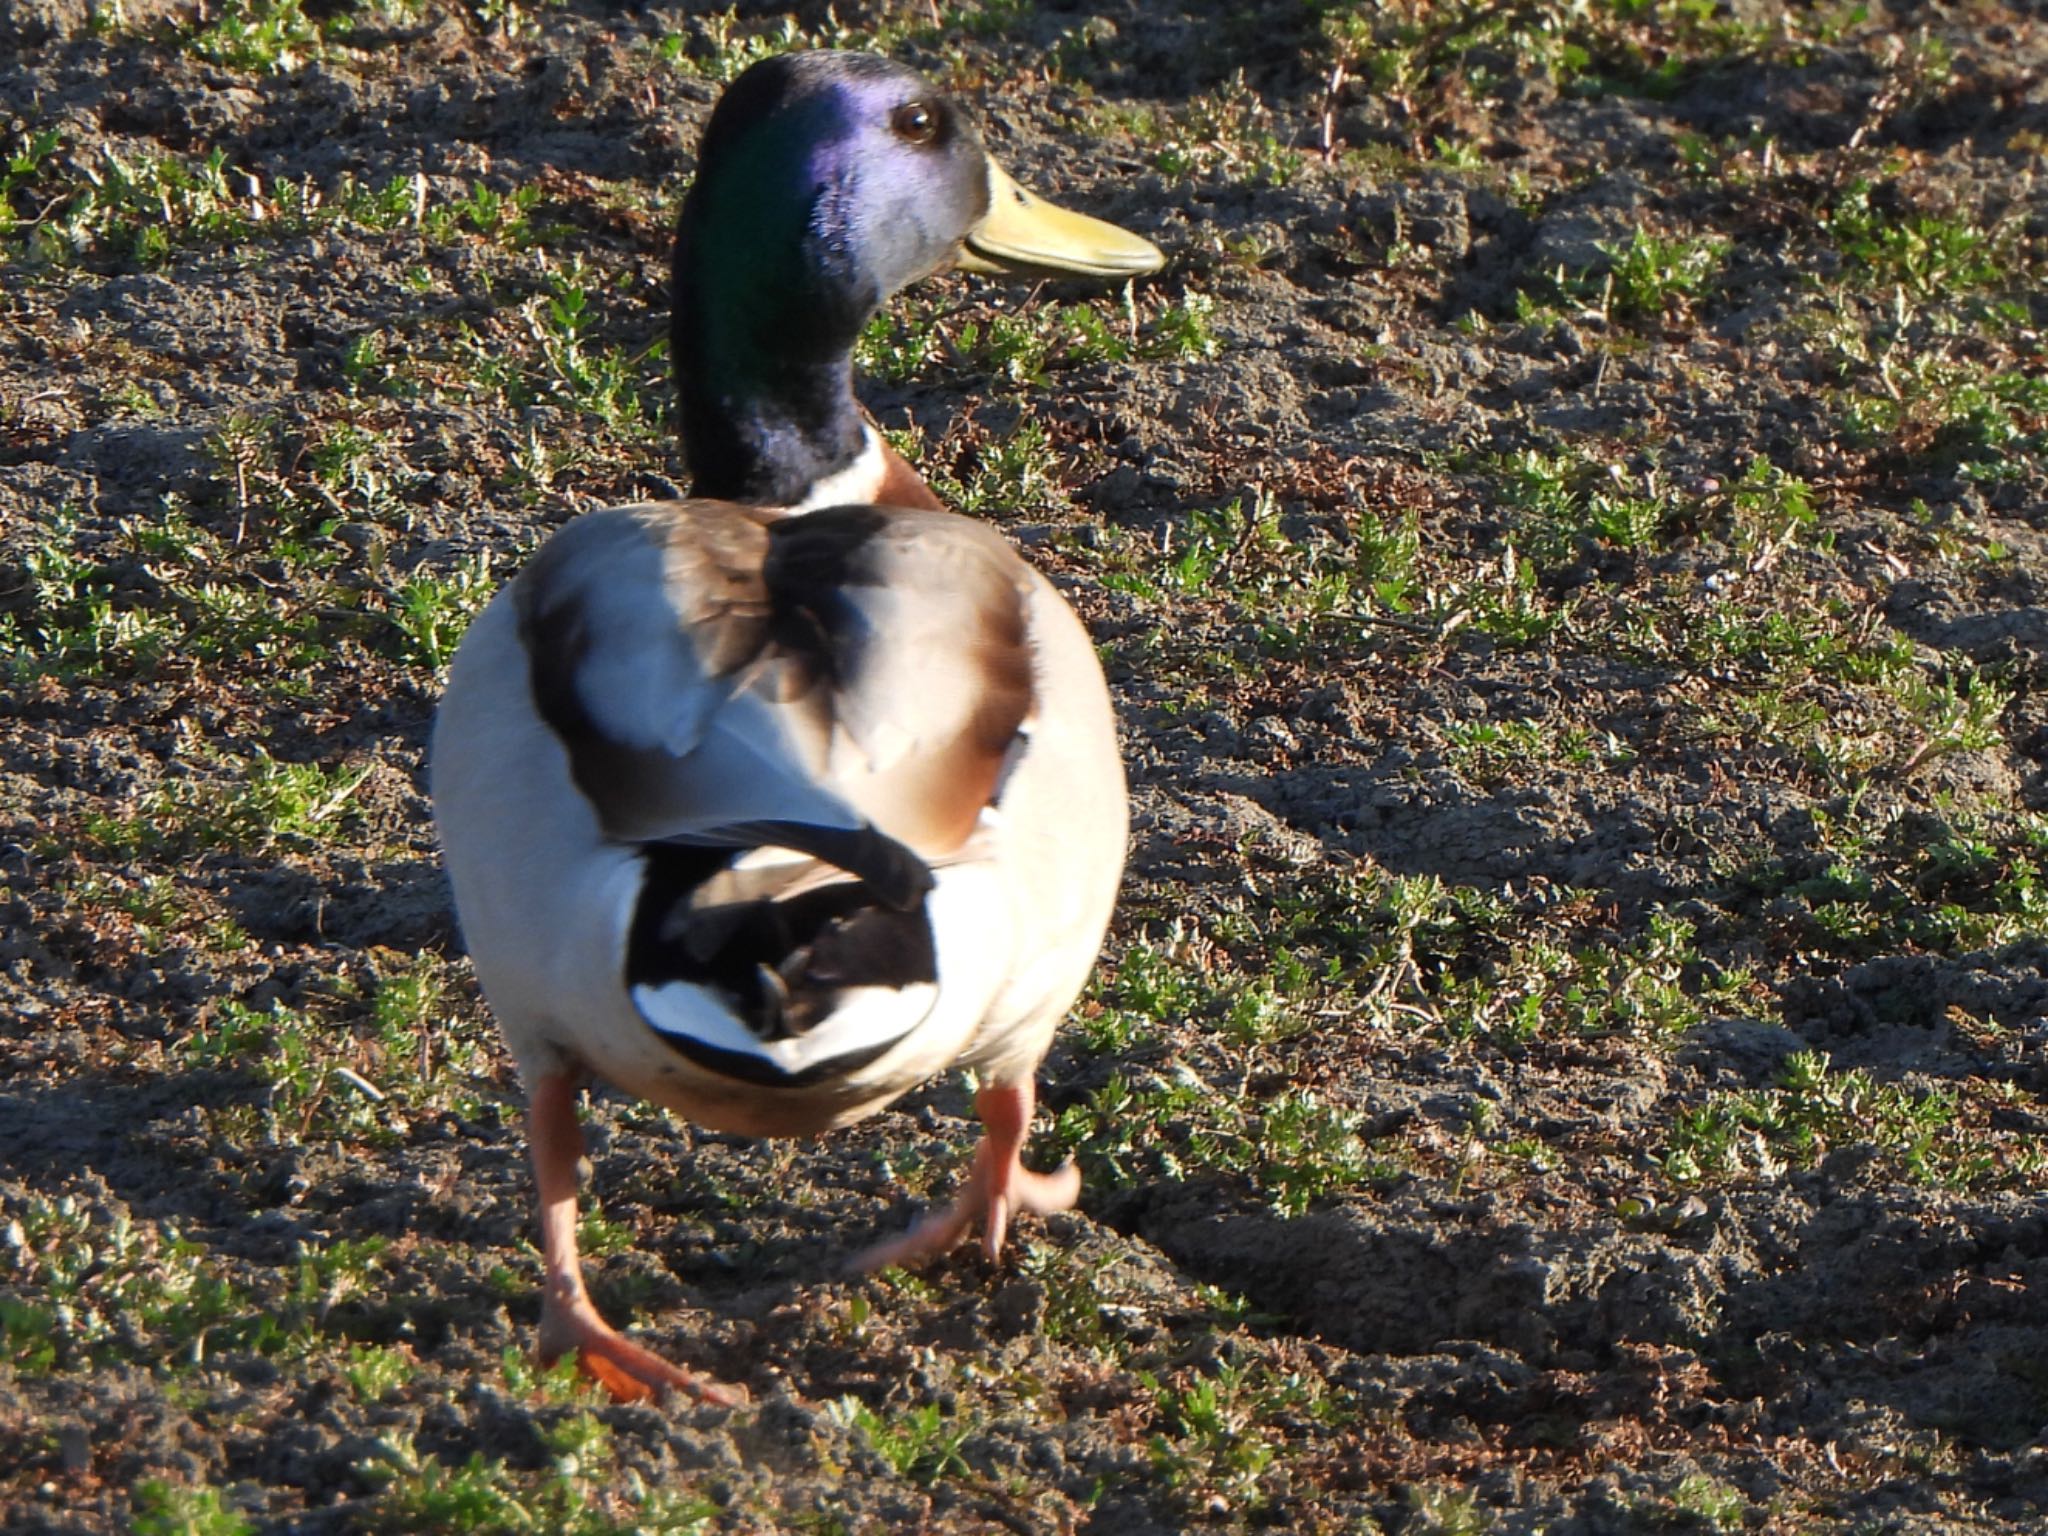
[671, 51, 1163, 505]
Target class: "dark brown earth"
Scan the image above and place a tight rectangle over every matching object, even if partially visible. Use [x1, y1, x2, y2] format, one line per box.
[4, 1, 2048, 1532]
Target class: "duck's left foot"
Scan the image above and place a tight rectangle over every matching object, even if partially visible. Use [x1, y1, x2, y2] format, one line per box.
[539, 1288, 749, 1407]
[527, 1072, 748, 1408]
[849, 1080, 1079, 1274]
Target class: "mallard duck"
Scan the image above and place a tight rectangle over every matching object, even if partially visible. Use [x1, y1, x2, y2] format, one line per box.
[431, 51, 1161, 1405]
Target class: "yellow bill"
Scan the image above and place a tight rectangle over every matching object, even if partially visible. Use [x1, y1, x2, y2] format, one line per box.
[958, 159, 1165, 279]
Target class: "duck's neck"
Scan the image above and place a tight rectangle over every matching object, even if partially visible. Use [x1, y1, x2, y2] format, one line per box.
[672, 291, 951, 513]
[670, 210, 879, 508]
[670, 207, 952, 513]
[674, 346, 874, 507]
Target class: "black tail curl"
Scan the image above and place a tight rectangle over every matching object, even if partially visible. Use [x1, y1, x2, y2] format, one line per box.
[627, 836, 938, 1049]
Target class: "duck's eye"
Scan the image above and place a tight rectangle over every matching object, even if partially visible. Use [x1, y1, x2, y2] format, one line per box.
[891, 101, 940, 145]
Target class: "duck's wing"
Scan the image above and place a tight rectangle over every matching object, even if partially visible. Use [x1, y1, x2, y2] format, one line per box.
[513, 500, 1036, 896]
[515, 500, 919, 905]
[763, 504, 1038, 853]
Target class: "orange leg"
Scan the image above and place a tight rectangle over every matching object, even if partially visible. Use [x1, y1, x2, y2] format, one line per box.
[850, 1079, 1080, 1274]
[528, 1074, 746, 1406]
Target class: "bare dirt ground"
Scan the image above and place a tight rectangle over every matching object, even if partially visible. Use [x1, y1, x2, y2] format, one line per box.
[4, 1, 2047, 1531]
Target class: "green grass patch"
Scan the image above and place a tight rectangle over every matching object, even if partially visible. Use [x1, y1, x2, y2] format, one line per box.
[1842, 361, 2048, 481]
[1144, 1357, 1335, 1510]
[357, 1354, 718, 1530]
[1729, 796, 2048, 958]
[1085, 81, 1302, 188]
[185, 0, 323, 74]
[1824, 181, 2008, 299]
[656, 0, 1034, 81]
[1441, 715, 1635, 786]
[1096, 491, 1433, 659]
[900, 414, 1066, 520]
[1322, 0, 1778, 112]
[830, 1398, 975, 1486]
[83, 750, 369, 858]
[1051, 1072, 1390, 1216]
[2, 138, 554, 268]
[386, 555, 497, 671]
[1554, 229, 1729, 325]
[1, 1195, 278, 1372]
[1659, 1049, 2044, 1189]
[132, 1480, 254, 1536]
[1488, 445, 1677, 563]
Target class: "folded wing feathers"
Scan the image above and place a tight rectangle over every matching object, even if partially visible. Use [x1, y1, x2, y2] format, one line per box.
[519, 506, 767, 753]
[766, 507, 1037, 849]
[515, 500, 1038, 880]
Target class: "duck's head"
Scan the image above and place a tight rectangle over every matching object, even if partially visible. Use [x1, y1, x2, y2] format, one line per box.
[673, 50, 1162, 506]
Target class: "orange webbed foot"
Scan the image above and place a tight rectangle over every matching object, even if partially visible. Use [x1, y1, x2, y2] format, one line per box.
[538, 1291, 748, 1407]
[527, 1073, 747, 1408]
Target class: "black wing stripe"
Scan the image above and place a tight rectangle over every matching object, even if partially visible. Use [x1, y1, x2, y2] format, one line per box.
[714, 819, 933, 911]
